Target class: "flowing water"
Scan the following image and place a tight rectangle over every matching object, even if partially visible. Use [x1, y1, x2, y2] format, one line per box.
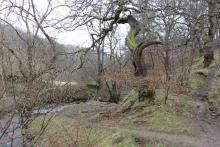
[0, 104, 68, 147]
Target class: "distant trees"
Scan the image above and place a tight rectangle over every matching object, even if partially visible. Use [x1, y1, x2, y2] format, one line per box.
[0, 0, 86, 145]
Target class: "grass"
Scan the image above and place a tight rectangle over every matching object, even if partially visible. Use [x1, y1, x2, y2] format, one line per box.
[147, 110, 198, 135]
[192, 53, 217, 70]
[188, 57, 208, 90]
[139, 94, 198, 136]
[28, 114, 112, 147]
[188, 51, 220, 89]
[209, 77, 220, 107]
[27, 114, 179, 147]
[96, 89, 199, 137]
[188, 72, 206, 90]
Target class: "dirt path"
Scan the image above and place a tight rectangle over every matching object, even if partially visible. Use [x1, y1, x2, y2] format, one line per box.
[59, 103, 212, 147]
[58, 65, 220, 147]
[192, 65, 219, 102]
[189, 64, 220, 147]
[58, 102, 208, 147]
[84, 122, 209, 147]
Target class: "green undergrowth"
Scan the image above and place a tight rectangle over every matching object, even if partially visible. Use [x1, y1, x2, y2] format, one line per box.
[146, 109, 198, 135]
[28, 114, 115, 147]
[28, 114, 180, 147]
[189, 57, 208, 90]
[105, 89, 199, 136]
[192, 51, 218, 70]
[192, 57, 205, 70]
[188, 72, 206, 90]
[192, 54, 220, 115]
[191, 51, 219, 78]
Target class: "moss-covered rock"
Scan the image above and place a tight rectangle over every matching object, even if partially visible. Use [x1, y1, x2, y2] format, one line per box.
[118, 89, 155, 113]
[119, 90, 139, 112]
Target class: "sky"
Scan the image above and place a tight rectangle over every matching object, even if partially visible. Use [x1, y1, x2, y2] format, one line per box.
[54, 24, 129, 47]
[53, 28, 92, 47]
[0, 0, 129, 47]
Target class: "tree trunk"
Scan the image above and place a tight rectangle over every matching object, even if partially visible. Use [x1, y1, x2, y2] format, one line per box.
[122, 15, 162, 76]
[133, 41, 163, 76]
[203, 0, 216, 67]
[106, 81, 120, 103]
[203, 45, 214, 68]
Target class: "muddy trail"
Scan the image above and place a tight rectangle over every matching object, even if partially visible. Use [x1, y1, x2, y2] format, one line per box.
[60, 65, 220, 147]
[192, 65, 219, 103]
[189, 64, 220, 147]
[84, 122, 210, 147]
[92, 64, 220, 147]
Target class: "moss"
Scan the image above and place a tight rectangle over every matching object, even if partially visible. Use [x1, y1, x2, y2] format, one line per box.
[192, 57, 205, 69]
[126, 28, 139, 50]
[118, 89, 155, 113]
[119, 90, 139, 112]
[188, 73, 205, 90]
[193, 68, 209, 77]
[192, 50, 219, 70]
[201, 32, 209, 42]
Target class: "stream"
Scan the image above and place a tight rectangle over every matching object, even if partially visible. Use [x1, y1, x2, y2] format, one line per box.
[0, 117, 22, 147]
[0, 104, 68, 147]
[32, 104, 70, 115]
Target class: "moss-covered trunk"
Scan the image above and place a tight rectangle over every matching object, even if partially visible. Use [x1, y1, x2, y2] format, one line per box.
[125, 15, 144, 76]
[203, 0, 216, 67]
[118, 15, 162, 101]
[123, 15, 162, 76]
[133, 49, 145, 76]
